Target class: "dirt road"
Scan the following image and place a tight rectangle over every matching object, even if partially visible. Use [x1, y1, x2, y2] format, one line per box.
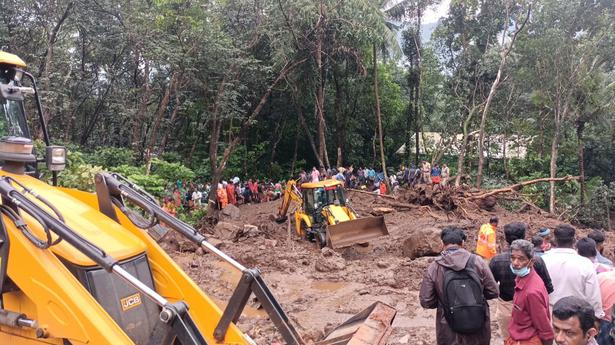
[170, 190, 613, 344]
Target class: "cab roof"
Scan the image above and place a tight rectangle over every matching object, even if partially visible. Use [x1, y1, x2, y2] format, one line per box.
[300, 179, 343, 189]
[0, 51, 27, 68]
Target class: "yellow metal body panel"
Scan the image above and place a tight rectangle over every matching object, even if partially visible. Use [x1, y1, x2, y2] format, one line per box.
[60, 188, 249, 345]
[1, 171, 146, 266]
[0, 51, 27, 67]
[294, 211, 312, 236]
[0, 172, 249, 344]
[300, 179, 342, 189]
[0, 192, 137, 344]
[324, 205, 354, 224]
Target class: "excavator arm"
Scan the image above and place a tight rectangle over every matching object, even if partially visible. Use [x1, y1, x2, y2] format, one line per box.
[275, 180, 303, 223]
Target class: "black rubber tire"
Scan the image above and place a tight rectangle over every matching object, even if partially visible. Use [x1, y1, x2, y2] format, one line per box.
[316, 231, 327, 248]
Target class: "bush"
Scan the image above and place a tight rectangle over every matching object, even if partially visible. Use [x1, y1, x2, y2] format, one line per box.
[150, 158, 195, 184]
[113, 165, 167, 197]
[573, 178, 615, 229]
[85, 147, 134, 168]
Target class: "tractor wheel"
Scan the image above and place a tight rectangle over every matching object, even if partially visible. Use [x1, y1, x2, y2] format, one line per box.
[316, 231, 327, 248]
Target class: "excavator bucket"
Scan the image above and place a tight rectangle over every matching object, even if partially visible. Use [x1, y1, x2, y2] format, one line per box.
[316, 302, 396, 345]
[326, 216, 388, 249]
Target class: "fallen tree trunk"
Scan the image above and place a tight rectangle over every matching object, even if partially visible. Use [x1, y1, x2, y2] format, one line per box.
[469, 176, 579, 200]
[348, 189, 398, 200]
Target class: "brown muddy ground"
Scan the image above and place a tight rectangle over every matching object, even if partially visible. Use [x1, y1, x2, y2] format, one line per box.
[169, 190, 615, 344]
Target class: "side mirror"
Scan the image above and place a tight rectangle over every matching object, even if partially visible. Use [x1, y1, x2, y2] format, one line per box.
[46, 146, 66, 171]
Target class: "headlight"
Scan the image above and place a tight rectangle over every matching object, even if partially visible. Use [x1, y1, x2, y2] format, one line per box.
[13, 69, 23, 82]
[46, 146, 66, 171]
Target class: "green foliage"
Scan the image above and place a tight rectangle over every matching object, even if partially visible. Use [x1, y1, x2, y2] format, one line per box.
[84, 147, 135, 168]
[574, 178, 615, 229]
[150, 158, 195, 184]
[55, 149, 104, 192]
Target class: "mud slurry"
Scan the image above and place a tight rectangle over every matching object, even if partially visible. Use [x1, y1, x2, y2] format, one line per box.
[170, 190, 615, 344]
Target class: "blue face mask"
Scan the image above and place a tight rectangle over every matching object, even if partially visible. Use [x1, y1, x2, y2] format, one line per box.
[510, 264, 530, 277]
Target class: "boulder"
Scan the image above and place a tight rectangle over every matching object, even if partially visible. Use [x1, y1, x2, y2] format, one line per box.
[213, 221, 242, 241]
[315, 249, 346, 272]
[401, 226, 442, 259]
[159, 231, 199, 252]
[220, 204, 241, 221]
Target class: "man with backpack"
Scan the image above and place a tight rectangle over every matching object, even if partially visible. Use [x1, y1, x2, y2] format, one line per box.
[420, 227, 499, 345]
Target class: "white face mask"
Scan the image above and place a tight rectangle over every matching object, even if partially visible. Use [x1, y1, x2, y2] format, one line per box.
[510, 264, 530, 277]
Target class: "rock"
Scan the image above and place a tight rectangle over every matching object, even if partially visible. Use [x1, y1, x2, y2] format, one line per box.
[206, 237, 224, 249]
[321, 247, 337, 257]
[478, 196, 497, 211]
[264, 239, 278, 247]
[371, 207, 395, 216]
[213, 221, 242, 241]
[376, 260, 389, 268]
[358, 289, 370, 295]
[160, 231, 199, 252]
[195, 247, 205, 255]
[220, 204, 241, 220]
[399, 334, 410, 344]
[401, 226, 442, 259]
[315, 252, 346, 272]
[243, 224, 261, 236]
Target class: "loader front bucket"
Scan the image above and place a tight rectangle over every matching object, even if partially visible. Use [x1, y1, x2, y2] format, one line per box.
[326, 216, 388, 249]
[316, 302, 396, 345]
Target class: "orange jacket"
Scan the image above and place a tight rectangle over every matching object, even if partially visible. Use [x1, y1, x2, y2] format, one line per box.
[217, 188, 228, 208]
[476, 223, 497, 259]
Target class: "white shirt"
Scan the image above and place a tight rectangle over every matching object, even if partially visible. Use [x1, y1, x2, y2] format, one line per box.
[542, 248, 604, 318]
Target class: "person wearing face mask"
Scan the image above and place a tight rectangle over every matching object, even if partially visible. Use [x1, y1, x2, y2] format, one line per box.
[552, 296, 599, 345]
[490, 222, 554, 339]
[506, 239, 554, 345]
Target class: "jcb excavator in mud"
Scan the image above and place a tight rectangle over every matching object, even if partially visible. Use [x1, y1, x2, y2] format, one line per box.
[0, 51, 395, 345]
[275, 179, 388, 248]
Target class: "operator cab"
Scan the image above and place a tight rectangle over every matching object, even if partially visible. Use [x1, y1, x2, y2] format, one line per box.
[301, 180, 347, 213]
[0, 51, 66, 177]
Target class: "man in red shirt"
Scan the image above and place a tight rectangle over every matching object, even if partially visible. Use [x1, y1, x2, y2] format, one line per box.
[507, 239, 554, 345]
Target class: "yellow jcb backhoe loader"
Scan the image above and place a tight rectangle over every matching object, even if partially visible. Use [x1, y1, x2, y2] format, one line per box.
[0, 51, 396, 345]
[275, 179, 388, 248]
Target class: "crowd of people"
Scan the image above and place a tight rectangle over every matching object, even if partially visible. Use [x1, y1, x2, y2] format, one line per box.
[161, 178, 286, 215]
[296, 162, 451, 195]
[161, 161, 452, 215]
[420, 218, 615, 345]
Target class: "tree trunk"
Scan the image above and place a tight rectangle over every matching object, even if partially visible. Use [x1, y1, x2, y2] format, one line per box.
[576, 118, 586, 205]
[549, 122, 561, 214]
[414, 6, 422, 168]
[476, 59, 504, 187]
[333, 66, 345, 167]
[159, 90, 182, 154]
[145, 74, 176, 167]
[455, 109, 476, 187]
[315, 0, 328, 169]
[290, 123, 300, 176]
[297, 104, 324, 169]
[502, 132, 511, 179]
[373, 44, 391, 192]
[132, 59, 151, 154]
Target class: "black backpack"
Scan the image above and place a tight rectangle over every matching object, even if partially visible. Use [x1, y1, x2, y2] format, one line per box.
[441, 255, 486, 334]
